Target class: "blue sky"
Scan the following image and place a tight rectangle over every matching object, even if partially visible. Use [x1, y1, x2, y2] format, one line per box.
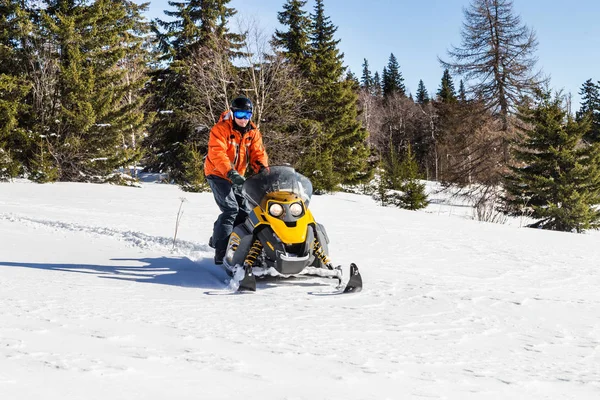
[145, 0, 600, 108]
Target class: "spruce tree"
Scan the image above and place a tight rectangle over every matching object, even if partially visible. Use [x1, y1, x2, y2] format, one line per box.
[301, 0, 371, 191]
[346, 70, 359, 88]
[179, 142, 209, 192]
[379, 143, 428, 210]
[382, 53, 405, 98]
[504, 92, 600, 232]
[416, 79, 429, 105]
[116, 0, 156, 177]
[381, 66, 388, 92]
[397, 144, 429, 210]
[376, 145, 399, 206]
[383, 142, 403, 191]
[0, 0, 31, 178]
[360, 58, 373, 91]
[372, 71, 382, 97]
[308, 0, 344, 84]
[155, 0, 242, 59]
[34, 0, 152, 182]
[437, 69, 457, 103]
[272, 0, 312, 71]
[576, 79, 600, 143]
[376, 161, 391, 206]
[0, 0, 23, 75]
[0, 75, 30, 180]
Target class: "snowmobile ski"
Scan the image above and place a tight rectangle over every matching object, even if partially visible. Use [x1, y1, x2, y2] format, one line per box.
[307, 264, 363, 296]
[305, 263, 362, 294]
[230, 264, 256, 292]
[341, 263, 362, 293]
[251, 263, 363, 294]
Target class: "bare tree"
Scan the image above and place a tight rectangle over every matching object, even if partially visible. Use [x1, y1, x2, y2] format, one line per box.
[357, 92, 440, 181]
[234, 17, 306, 128]
[436, 100, 504, 186]
[416, 101, 439, 181]
[232, 16, 309, 166]
[358, 88, 377, 138]
[440, 0, 545, 134]
[185, 33, 238, 130]
[25, 41, 60, 131]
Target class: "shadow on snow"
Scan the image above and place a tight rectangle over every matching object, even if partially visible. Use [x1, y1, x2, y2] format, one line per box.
[0, 257, 332, 291]
[0, 256, 228, 290]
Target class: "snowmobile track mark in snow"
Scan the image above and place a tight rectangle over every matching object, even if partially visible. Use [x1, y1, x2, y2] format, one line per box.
[1, 213, 210, 255]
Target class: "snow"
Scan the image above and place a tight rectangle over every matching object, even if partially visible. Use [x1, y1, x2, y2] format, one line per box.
[1, 178, 600, 399]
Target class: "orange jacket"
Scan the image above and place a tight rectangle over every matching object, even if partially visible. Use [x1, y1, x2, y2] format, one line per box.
[204, 111, 269, 181]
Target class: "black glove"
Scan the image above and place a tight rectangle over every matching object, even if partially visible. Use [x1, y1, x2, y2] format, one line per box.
[257, 163, 270, 174]
[227, 169, 245, 186]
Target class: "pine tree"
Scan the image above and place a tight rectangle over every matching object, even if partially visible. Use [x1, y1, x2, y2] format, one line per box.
[379, 143, 428, 210]
[272, 0, 312, 71]
[416, 79, 429, 105]
[383, 142, 403, 191]
[0, 0, 22, 75]
[376, 146, 398, 206]
[437, 69, 457, 103]
[34, 0, 152, 182]
[296, 0, 371, 191]
[155, 0, 243, 59]
[117, 0, 156, 177]
[179, 142, 209, 192]
[346, 70, 360, 89]
[0, 0, 31, 178]
[504, 92, 600, 232]
[372, 71, 382, 97]
[576, 79, 600, 143]
[297, 134, 337, 193]
[29, 138, 59, 183]
[360, 58, 373, 91]
[382, 53, 405, 98]
[0, 75, 30, 180]
[308, 0, 344, 84]
[376, 163, 391, 206]
[397, 144, 429, 210]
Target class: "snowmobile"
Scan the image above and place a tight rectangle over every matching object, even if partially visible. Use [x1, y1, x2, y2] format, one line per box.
[222, 165, 362, 293]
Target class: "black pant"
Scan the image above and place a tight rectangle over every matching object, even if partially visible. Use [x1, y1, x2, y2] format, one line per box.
[206, 175, 251, 261]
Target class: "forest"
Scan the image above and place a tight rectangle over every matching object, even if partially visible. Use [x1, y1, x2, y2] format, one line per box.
[1, 0, 600, 232]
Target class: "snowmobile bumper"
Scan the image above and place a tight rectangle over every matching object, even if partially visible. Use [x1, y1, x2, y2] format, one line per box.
[276, 253, 310, 275]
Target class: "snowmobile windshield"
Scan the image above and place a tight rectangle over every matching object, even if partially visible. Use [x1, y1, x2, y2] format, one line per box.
[242, 166, 313, 207]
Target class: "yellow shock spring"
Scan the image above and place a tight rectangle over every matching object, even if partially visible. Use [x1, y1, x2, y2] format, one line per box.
[243, 239, 263, 267]
[312, 239, 331, 265]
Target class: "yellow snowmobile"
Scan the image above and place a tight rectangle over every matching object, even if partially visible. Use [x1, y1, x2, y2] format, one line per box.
[223, 166, 362, 293]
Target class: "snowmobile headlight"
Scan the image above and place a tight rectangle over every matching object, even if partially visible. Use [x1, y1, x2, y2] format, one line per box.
[269, 203, 284, 217]
[289, 202, 303, 217]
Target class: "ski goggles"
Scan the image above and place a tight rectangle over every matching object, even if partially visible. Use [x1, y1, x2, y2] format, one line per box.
[233, 110, 252, 120]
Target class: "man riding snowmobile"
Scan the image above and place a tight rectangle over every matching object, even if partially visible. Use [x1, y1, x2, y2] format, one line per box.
[204, 97, 269, 265]
[221, 165, 362, 293]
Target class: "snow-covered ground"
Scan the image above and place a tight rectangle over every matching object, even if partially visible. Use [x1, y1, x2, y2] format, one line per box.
[1, 178, 599, 399]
